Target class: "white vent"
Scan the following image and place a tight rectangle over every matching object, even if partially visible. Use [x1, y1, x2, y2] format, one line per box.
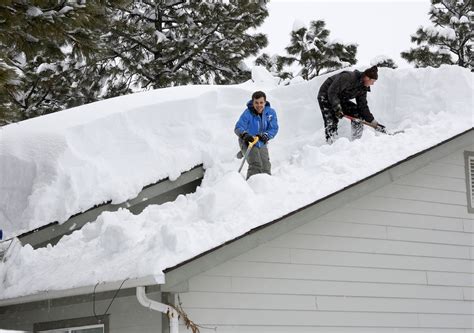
[465, 151, 474, 213]
[469, 155, 474, 210]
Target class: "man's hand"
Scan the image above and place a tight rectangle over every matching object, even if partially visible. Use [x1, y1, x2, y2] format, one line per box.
[374, 122, 387, 134]
[334, 104, 344, 119]
[241, 132, 255, 143]
[257, 133, 269, 144]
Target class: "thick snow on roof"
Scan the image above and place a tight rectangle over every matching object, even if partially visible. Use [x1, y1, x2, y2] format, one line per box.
[0, 65, 472, 300]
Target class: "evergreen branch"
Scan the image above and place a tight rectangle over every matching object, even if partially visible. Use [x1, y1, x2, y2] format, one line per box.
[142, 0, 187, 9]
[168, 23, 221, 72]
[4, 58, 26, 74]
[33, 89, 51, 110]
[6, 89, 26, 109]
[111, 28, 156, 54]
[23, 77, 40, 109]
[439, 0, 458, 17]
[195, 58, 232, 73]
[111, 4, 177, 25]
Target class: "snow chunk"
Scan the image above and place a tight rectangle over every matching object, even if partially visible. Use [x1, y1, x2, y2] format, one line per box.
[251, 66, 279, 87]
[292, 19, 306, 32]
[424, 26, 456, 40]
[289, 76, 305, 84]
[26, 7, 43, 17]
[154, 30, 167, 43]
[59, 6, 75, 15]
[370, 55, 391, 66]
[36, 63, 57, 74]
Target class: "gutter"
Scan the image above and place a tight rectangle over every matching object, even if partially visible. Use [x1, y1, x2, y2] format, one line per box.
[136, 286, 179, 333]
[0, 275, 164, 307]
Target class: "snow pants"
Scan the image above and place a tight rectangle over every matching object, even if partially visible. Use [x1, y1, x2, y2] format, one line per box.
[240, 140, 271, 180]
[318, 96, 364, 143]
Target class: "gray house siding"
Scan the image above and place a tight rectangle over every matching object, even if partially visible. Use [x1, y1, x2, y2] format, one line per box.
[0, 289, 163, 332]
[176, 141, 473, 332]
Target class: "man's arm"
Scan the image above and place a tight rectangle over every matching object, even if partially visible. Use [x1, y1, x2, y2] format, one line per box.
[265, 110, 279, 139]
[234, 110, 251, 137]
[355, 94, 374, 122]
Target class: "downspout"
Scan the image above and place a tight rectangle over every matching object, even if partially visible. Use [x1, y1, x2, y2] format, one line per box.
[136, 286, 179, 333]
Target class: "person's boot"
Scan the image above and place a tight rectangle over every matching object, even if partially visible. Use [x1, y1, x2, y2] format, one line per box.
[351, 120, 363, 140]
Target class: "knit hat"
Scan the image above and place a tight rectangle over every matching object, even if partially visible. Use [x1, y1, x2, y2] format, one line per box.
[364, 66, 378, 80]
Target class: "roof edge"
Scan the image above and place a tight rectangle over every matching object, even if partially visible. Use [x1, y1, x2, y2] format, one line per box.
[0, 274, 164, 307]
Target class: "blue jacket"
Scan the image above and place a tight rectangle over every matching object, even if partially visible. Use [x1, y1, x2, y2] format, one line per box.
[234, 100, 279, 148]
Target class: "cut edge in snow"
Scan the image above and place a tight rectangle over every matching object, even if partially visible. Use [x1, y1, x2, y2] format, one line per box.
[0, 164, 204, 252]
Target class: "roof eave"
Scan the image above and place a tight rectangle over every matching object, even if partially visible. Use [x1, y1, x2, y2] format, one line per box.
[0, 274, 164, 307]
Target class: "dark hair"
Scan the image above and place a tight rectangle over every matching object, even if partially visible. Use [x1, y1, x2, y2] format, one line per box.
[363, 66, 378, 80]
[252, 91, 266, 101]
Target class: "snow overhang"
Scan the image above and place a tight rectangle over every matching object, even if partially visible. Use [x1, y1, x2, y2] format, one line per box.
[6, 164, 204, 250]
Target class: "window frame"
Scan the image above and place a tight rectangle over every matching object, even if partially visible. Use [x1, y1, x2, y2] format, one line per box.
[33, 315, 109, 333]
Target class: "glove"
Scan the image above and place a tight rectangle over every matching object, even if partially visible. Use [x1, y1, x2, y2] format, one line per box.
[334, 104, 344, 119]
[257, 133, 270, 144]
[241, 132, 255, 143]
[374, 121, 387, 134]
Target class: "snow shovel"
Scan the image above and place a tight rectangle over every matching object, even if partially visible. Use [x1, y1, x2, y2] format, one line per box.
[238, 136, 259, 173]
[343, 114, 404, 135]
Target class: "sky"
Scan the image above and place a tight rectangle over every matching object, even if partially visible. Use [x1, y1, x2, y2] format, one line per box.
[0, 64, 472, 301]
[256, 0, 432, 68]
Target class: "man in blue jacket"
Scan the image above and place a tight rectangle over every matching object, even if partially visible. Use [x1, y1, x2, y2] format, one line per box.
[235, 91, 279, 180]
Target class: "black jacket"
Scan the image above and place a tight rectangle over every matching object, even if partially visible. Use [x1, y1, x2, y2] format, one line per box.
[318, 70, 374, 122]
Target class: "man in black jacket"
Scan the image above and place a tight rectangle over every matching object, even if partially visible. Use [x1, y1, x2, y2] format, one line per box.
[317, 66, 381, 143]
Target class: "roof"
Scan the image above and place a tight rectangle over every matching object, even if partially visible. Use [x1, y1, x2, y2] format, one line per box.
[0, 65, 472, 305]
[0, 128, 472, 307]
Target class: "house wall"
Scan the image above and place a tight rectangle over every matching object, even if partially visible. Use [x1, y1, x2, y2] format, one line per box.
[176, 144, 473, 332]
[0, 289, 163, 333]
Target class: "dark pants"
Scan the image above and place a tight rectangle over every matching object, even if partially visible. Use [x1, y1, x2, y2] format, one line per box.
[239, 140, 271, 180]
[317, 96, 364, 143]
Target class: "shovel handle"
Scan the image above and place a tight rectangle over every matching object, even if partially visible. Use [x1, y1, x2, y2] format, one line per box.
[238, 136, 259, 173]
[249, 136, 259, 147]
[343, 114, 376, 129]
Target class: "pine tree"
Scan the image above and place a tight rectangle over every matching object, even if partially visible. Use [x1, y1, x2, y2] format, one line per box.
[101, 0, 268, 95]
[401, 0, 472, 69]
[281, 20, 357, 80]
[1, 1, 269, 125]
[254, 53, 293, 81]
[0, 1, 110, 125]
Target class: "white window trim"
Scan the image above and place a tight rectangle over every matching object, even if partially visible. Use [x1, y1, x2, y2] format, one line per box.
[33, 315, 108, 333]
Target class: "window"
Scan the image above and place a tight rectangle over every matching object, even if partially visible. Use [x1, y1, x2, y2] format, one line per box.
[34, 316, 108, 333]
[37, 324, 103, 333]
[465, 151, 474, 213]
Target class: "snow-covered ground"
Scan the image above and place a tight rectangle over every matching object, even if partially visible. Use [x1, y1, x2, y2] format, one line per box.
[0, 65, 472, 300]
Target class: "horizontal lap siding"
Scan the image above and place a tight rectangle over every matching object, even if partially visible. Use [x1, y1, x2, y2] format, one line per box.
[179, 292, 473, 314]
[188, 275, 464, 300]
[179, 146, 473, 331]
[178, 327, 471, 333]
